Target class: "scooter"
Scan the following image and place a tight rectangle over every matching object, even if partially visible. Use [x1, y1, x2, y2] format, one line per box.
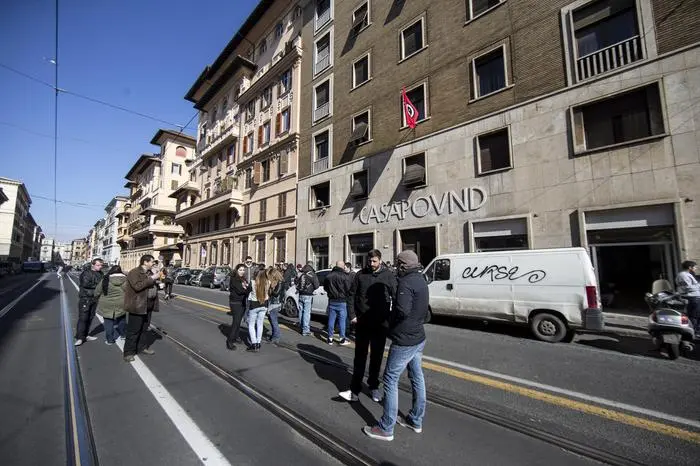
[644, 291, 695, 360]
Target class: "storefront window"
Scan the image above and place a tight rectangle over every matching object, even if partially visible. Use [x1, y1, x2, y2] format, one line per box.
[310, 237, 329, 271]
[472, 218, 528, 252]
[348, 233, 373, 269]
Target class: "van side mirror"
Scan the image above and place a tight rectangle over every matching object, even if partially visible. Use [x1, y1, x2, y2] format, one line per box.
[424, 274, 433, 284]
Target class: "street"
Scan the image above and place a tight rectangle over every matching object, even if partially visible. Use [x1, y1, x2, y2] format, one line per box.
[1, 273, 699, 465]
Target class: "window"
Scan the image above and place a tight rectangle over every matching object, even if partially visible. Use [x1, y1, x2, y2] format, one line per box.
[241, 240, 249, 261]
[315, 0, 331, 31]
[243, 204, 250, 225]
[175, 146, 187, 157]
[293, 5, 302, 20]
[571, 0, 641, 81]
[245, 100, 256, 121]
[262, 121, 271, 146]
[171, 180, 179, 190]
[222, 96, 229, 114]
[473, 218, 529, 252]
[261, 86, 273, 109]
[400, 17, 426, 60]
[259, 38, 267, 55]
[314, 32, 332, 75]
[401, 83, 428, 126]
[209, 107, 217, 124]
[279, 69, 292, 95]
[259, 199, 267, 222]
[275, 22, 284, 38]
[214, 213, 220, 230]
[402, 153, 426, 187]
[472, 46, 507, 99]
[245, 168, 253, 189]
[278, 152, 289, 176]
[277, 108, 291, 135]
[261, 159, 271, 182]
[227, 144, 236, 164]
[310, 181, 330, 209]
[278, 193, 287, 217]
[352, 2, 369, 31]
[309, 237, 329, 270]
[571, 84, 664, 152]
[256, 237, 266, 263]
[171, 163, 182, 176]
[351, 111, 370, 144]
[352, 53, 370, 88]
[468, 0, 503, 20]
[226, 209, 233, 228]
[477, 128, 512, 174]
[275, 235, 286, 263]
[313, 130, 330, 175]
[425, 259, 451, 282]
[350, 170, 368, 198]
[244, 132, 254, 154]
[313, 80, 331, 122]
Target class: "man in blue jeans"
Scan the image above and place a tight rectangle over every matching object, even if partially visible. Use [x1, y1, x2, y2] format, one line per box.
[364, 250, 428, 441]
[295, 264, 319, 336]
[324, 261, 353, 345]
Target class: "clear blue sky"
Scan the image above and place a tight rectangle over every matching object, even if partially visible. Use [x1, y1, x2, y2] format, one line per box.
[0, 0, 259, 242]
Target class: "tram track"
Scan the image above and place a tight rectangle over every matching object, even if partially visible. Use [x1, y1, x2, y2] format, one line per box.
[154, 301, 646, 466]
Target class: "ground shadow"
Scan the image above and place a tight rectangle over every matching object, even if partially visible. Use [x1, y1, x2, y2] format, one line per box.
[430, 315, 534, 340]
[576, 333, 700, 361]
[0, 279, 61, 345]
[141, 329, 163, 350]
[384, 0, 406, 25]
[87, 323, 104, 338]
[297, 343, 376, 426]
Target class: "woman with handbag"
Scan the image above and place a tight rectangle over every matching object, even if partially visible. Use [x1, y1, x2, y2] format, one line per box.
[227, 264, 251, 350]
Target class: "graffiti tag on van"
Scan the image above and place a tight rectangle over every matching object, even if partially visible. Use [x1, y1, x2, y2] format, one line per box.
[461, 265, 547, 283]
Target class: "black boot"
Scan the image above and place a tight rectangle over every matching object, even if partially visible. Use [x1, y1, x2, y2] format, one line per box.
[256, 343, 261, 352]
[246, 344, 256, 352]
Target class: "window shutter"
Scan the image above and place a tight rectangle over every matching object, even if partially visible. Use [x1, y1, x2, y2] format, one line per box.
[243, 137, 248, 154]
[253, 161, 261, 185]
[258, 126, 263, 146]
[279, 152, 288, 175]
[276, 113, 282, 134]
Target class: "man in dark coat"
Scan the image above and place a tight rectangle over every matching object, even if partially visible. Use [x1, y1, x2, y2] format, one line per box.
[339, 249, 397, 403]
[123, 254, 157, 362]
[324, 261, 353, 345]
[364, 250, 429, 442]
[75, 258, 105, 346]
[295, 264, 319, 336]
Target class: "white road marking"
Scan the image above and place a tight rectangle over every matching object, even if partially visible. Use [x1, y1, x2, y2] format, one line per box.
[421, 354, 700, 430]
[67, 276, 231, 466]
[0, 274, 46, 319]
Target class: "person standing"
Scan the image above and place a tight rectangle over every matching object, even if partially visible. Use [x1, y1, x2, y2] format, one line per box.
[95, 265, 127, 345]
[283, 262, 296, 291]
[244, 256, 255, 282]
[162, 268, 174, 300]
[364, 250, 428, 442]
[676, 260, 700, 335]
[339, 249, 397, 403]
[265, 267, 284, 344]
[227, 264, 251, 350]
[123, 255, 157, 362]
[75, 258, 105, 346]
[247, 270, 270, 352]
[324, 260, 352, 346]
[295, 264, 319, 336]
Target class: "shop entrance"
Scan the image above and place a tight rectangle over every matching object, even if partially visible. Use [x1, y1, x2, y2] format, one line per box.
[348, 233, 373, 269]
[399, 227, 437, 267]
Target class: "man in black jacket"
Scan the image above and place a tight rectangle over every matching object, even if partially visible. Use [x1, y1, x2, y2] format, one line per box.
[339, 249, 397, 403]
[295, 264, 319, 336]
[75, 258, 104, 346]
[324, 261, 353, 345]
[364, 250, 428, 442]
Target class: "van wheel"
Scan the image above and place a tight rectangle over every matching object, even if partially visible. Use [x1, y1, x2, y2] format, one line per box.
[425, 308, 433, 324]
[530, 313, 567, 343]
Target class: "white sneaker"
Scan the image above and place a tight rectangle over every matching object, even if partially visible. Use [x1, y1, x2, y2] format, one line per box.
[370, 389, 383, 403]
[86, 336, 97, 342]
[339, 390, 359, 402]
[74, 339, 84, 346]
[339, 339, 351, 346]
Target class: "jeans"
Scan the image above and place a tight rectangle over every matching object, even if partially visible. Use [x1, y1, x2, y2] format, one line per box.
[267, 304, 281, 341]
[103, 316, 126, 343]
[124, 313, 150, 356]
[164, 282, 173, 297]
[247, 306, 267, 344]
[327, 300, 347, 340]
[378, 341, 427, 434]
[75, 298, 98, 341]
[299, 295, 313, 334]
[350, 322, 387, 394]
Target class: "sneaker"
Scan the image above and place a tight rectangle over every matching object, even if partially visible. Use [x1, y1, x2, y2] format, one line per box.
[118, 336, 126, 342]
[74, 339, 84, 347]
[86, 336, 98, 342]
[370, 388, 383, 403]
[123, 355, 135, 363]
[302, 332, 312, 337]
[397, 416, 423, 434]
[105, 341, 114, 346]
[339, 339, 351, 346]
[327, 337, 333, 345]
[338, 390, 359, 402]
[362, 426, 393, 442]
[140, 348, 155, 355]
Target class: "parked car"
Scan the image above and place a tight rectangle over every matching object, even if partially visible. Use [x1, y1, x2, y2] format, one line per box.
[282, 269, 331, 318]
[173, 268, 192, 284]
[188, 269, 204, 286]
[220, 271, 232, 291]
[200, 266, 232, 289]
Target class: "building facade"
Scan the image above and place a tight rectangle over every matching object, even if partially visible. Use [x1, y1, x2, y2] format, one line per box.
[70, 238, 87, 265]
[0, 177, 32, 263]
[295, 0, 700, 311]
[117, 130, 196, 270]
[102, 196, 128, 265]
[176, 0, 303, 268]
[40, 238, 54, 263]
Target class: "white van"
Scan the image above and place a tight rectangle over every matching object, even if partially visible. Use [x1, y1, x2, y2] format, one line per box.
[423, 248, 604, 343]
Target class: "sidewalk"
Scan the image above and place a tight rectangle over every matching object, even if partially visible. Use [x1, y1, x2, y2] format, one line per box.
[602, 312, 648, 337]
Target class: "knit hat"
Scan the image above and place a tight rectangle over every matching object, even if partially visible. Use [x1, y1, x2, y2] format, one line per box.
[396, 250, 419, 268]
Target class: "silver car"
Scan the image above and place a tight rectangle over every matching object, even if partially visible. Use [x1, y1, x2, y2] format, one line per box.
[200, 266, 231, 289]
[282, 269, 331, 318]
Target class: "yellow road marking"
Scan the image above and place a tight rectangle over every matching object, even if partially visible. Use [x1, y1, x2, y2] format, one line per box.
[173, 294, 700, 443]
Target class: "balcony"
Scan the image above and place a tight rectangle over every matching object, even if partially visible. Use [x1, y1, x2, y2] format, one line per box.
[575, 35, 642, 82]
[314, 102, 330, 122]
[200, 117, 239, 158]
[312, 156, 329, 174]
[175, 183, 242, 222]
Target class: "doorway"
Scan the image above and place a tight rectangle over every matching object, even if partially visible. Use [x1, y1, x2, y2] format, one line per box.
[348, 233, 373, 269]
[399, 227, 437, 267]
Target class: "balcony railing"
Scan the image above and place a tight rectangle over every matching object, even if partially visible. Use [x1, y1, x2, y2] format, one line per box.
[315, 7, 331, 30]
[315, 52, 330, 74]
[312, 156, 329, 174]
[314, 102, 330, 122]
[576, 35, 642, 82]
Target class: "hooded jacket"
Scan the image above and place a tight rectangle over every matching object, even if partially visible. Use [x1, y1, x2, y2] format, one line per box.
[296, 265, 319, 296]
[124, 266, 156, 315]
[388, 268, 429, 346]
[351, 264, 397, 323]
[324, 266, 352, 301]
[95, 273, 127, 320]
[79, 269, 103, 300]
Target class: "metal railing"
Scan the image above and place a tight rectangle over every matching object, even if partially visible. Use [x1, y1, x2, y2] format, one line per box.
[314, 102, 330, 121]
[315, 52, 330, 74]
[312, 156, 329, 174]
[576, 35, 642, 82]
[315, 7, 331, 30]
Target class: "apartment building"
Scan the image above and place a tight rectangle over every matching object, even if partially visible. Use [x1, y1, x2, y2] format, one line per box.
[118, 129, 195, 270]
[295, 0, 700, 311]
[102, 196, 128, 265]
[22, 213, 43, 261]
[70, 238, 87, 265]
[176, 0, 303, 268]
[0, 177, 32, 263]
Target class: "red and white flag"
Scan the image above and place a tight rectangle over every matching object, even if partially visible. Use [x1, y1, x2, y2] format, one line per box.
[402, 86, 419, 129]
